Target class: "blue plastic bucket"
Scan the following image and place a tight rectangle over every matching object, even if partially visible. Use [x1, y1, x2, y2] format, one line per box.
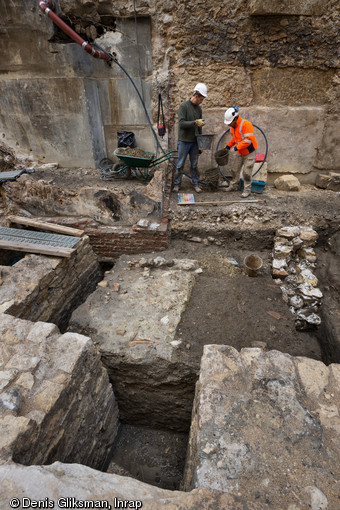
[240, 179, 266, 194]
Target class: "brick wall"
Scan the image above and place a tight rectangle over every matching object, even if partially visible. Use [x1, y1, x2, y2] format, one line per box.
[55, 185, 172, 262]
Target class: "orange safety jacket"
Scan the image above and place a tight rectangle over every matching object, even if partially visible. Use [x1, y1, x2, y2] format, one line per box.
[226, 116, 258, 155]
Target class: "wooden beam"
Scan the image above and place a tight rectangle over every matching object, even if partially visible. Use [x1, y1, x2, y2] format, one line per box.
[7, 216, 84, 237]
[0, 240, 75, 258]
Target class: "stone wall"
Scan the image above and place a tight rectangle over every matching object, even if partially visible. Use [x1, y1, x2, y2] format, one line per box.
[0, 315, 119, 470]
[183, 344, 340, 508]
[69, 254, 199, 432]
[0, 0, 339, 179]
[0, 236, 102, 331]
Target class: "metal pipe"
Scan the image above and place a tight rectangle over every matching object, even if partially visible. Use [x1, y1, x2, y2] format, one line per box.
[38, 0, 110, 61]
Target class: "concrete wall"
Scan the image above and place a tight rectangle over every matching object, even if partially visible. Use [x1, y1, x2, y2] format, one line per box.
[0, 0, 154, 167]
[0, 0, 339, 181]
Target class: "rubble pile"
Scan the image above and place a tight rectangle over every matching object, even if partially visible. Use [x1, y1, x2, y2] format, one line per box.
[272, 226, 322, 331]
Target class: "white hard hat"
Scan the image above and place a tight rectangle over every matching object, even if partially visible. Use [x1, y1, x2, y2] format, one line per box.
[194, 83, 208, 97]
[224, 107, 239, 125]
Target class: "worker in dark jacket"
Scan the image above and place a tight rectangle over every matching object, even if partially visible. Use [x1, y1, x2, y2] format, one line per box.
[173, 83, 208, 193]
[224, 106, 258, 198]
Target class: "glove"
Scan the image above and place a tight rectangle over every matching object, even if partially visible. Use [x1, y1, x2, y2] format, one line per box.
[225, 146, 231, 151]
[234, 146, 238, 151]
[195, 119, 205, 127]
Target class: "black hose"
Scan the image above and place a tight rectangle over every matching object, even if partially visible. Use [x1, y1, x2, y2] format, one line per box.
[94, 43, 269, 183]
[93, 42, 174, 165]
[215, 124, 269, 179]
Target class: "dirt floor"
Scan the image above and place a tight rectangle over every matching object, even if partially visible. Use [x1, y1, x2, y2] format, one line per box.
[151, 240, 323, 367]
[107, 424, 188, 490]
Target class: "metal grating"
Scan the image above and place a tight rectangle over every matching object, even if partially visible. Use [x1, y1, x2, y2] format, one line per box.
[0, 170, 26, 183]
[0, 168, 35, 183]
[0, 227, 80, 249]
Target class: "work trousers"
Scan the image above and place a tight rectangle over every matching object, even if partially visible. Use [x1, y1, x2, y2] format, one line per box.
[229, 151, 256, 192]
[174, 141, 200, 187]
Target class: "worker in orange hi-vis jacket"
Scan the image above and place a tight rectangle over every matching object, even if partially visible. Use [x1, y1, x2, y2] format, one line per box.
[223, 106, 258, 198]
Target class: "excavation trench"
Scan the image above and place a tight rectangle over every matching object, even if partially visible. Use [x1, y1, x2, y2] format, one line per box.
[66, 226, 338, 490]
[1, 203, 338, 490]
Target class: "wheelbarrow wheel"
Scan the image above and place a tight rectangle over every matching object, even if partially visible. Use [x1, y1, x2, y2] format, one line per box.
[112, 162, 131, 179]
[99, 158, 114, 171]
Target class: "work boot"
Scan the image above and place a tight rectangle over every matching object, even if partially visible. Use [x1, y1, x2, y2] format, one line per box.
[241, 191, 251, 198]
[194, 186, 202, 193]
[173, 185, 180, 192]
[225, 182, 239, 192]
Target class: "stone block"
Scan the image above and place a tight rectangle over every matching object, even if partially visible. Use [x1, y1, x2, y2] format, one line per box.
[313, 115, 340, 171]
[249, 0, 324, 15]
[183, 345, 340, 508]
[0, 462, 259, 509]
[251, 68, 334, 106]
[274, 174, 301, 191]
[0, 315, 119, 470]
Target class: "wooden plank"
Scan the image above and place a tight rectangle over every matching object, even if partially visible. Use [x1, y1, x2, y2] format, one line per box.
[0, 240, 75, 258]
[7, 216, 84, 237]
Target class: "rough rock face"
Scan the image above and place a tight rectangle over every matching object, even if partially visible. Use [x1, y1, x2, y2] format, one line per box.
[2, 175, 160, 226]
[183, 345, 340, 509]
[0, 315, 119, 470]
[274, 174, 301, 191]
[0, 462, 261, 510]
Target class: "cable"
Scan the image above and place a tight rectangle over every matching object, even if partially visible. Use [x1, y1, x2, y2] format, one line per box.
[215, 124, 268, 179]
[93, 42, 175, 166]
[133, 0, 145, 102]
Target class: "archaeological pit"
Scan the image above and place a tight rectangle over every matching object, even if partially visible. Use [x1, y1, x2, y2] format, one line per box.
[0, 0, 340, 509]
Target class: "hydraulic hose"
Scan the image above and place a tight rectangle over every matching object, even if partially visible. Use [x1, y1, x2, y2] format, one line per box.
[39, 1, 110, 61]
[215, 124, 268, 179]
[38, 0, 170, 162]
[92, 43, 167, 158]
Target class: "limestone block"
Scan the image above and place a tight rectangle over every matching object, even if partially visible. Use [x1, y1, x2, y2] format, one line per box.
[250, 106, 325, 175]
[314, 115, 340, 171]
[183, 345, 340, 508]
[173, 66, 253, 109]
[0, 462, 257, 510]
[297, 247, 317, 263]
[251, 68, 334, 105]
[69, 255, 198, 431]
[298, 283, 323, 300]
[0, 370, 18, 391]
[0, 315, 119, 470]
[273, 243, 293, 259]
[249, 0, 324, 15]
[272, 268, 288, 278]
[276, 226, 301, 239]
[272, 258, 288, 270]
[300, 229, 318, 246]
[0, 415, 31, 462]
[274, 174, 301, 191]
